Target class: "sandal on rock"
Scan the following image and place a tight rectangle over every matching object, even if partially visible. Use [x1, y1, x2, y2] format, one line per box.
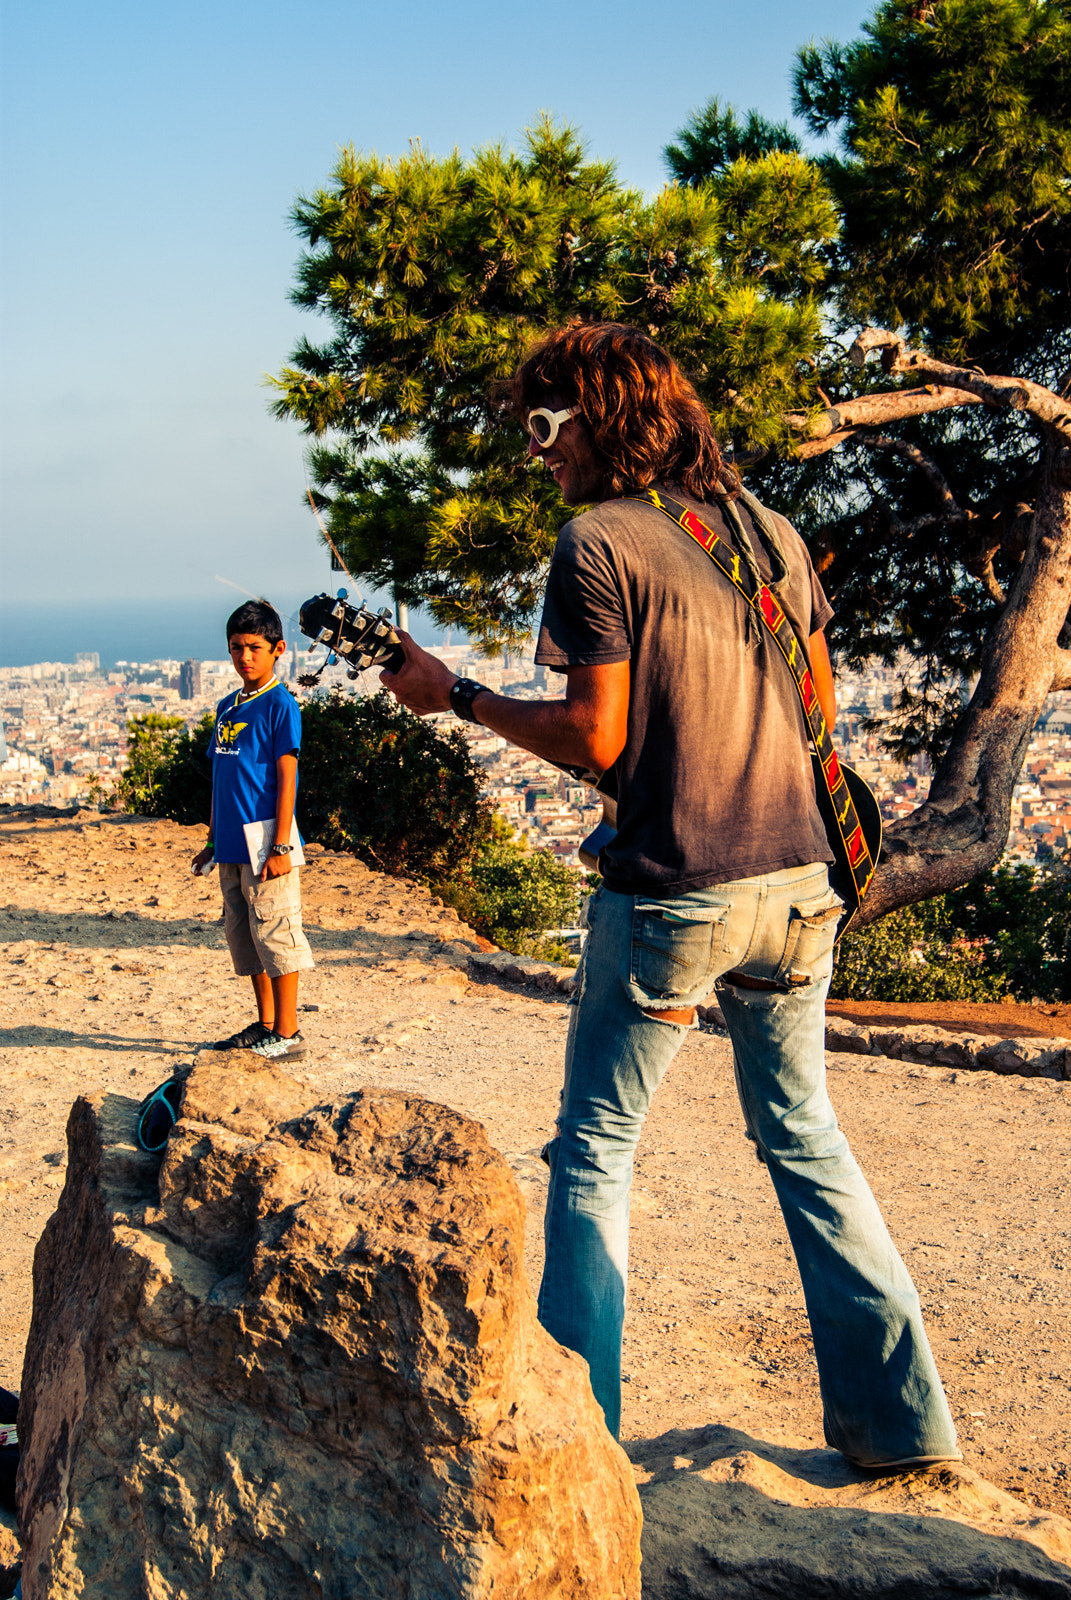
[136, 1077, 184, 1153]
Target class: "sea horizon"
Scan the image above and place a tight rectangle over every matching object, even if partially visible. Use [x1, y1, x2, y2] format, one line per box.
[0, 595, 455, 673]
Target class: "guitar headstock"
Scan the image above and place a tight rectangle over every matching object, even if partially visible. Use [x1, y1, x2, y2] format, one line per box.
[298, 594, 406, 679]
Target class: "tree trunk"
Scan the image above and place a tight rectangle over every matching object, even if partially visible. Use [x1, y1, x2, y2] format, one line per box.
[860, 441, 1071, 922]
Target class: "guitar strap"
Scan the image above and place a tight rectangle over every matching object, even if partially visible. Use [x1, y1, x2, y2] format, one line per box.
[627, 487, 876, 910]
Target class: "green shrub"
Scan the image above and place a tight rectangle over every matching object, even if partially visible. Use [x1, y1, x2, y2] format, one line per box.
[946, 861, 1071, 1003]
[297, 691, 494, 880]
[833, 858, 1071, 1004]
[439, 822, 580, 961]
[153, 712, 214, 825]
[831, 895, 1008, 1003]
[112, 714, 189, 815]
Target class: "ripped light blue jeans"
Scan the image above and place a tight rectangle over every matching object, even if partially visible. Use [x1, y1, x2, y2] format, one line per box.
[537, 864, 958, 1463]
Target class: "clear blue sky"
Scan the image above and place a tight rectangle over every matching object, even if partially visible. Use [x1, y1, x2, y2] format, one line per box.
[1, 0, 872, 634]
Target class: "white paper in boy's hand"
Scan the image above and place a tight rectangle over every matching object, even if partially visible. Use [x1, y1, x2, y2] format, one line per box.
[242, 817, 306, 875]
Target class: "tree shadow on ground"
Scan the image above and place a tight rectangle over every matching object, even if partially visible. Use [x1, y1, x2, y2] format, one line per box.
[627, 1423, 1071, 1600]
[0, 907, 226, 950]
[0, 905, 450, 962]
[0, 1025, 190, 1056]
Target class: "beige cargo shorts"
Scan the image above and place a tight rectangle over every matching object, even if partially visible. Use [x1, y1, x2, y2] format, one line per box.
[218, 862, 315, 978]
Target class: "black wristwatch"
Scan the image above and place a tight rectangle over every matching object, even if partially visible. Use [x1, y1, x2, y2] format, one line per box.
[449, 677, 491, 724]
[271, 842, 293, 856]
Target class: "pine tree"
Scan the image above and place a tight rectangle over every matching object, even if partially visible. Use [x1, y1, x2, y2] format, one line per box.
[669, 2, 1071, 920]
[794, 0, 1071, 369]
[664, 99, 802, 185]
[271, 17, 1071, 923]
[755, 0, 1071, 917]
[271, 117, 837, 648]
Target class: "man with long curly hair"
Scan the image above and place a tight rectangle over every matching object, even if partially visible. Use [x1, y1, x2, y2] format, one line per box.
[383, 321, 959, 1471]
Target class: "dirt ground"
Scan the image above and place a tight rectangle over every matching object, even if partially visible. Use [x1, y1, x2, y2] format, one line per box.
[1, 806, 1070, 1528]
[827, 996, 1071, 1041]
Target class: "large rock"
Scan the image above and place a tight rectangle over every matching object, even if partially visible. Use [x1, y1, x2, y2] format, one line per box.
[17, 1056, 641, 1598]
[631, 1425, 1071, 1598]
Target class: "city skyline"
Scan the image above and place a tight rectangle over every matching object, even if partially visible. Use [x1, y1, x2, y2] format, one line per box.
[5, 648, 1071, 869]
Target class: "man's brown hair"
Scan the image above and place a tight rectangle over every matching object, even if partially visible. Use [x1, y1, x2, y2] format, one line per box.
[507, 320, 738, 502]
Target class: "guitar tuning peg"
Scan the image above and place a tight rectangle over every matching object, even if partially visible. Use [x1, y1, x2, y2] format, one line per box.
[336, 588, 348, 600]
[378, 607, 392, 620]
[328, 653, 338, 666]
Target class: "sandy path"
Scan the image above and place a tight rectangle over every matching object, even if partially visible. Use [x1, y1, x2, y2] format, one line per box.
[1, 807, 1069, 1525]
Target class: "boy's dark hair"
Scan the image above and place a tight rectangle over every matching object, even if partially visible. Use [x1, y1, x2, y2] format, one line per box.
[226, 600, 283, 647]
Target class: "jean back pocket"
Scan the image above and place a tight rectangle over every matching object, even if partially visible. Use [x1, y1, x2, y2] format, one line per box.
[630, 903, 729, 1000]
[772, 889, 843, 988]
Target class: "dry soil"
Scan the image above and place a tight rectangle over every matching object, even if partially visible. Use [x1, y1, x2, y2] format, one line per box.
[1, 806, 1069, 1526]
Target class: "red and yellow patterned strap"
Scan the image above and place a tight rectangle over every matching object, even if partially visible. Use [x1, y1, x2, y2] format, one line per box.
[629, 489, 876, 908]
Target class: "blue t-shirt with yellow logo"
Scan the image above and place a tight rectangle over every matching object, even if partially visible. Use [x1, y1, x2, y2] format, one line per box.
[209, 679, 302, 864]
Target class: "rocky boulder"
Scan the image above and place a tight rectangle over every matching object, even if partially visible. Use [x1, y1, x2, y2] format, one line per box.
[17, 1055, 641, 1598]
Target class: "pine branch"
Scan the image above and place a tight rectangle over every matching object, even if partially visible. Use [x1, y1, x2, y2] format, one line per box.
[789, 384, 985, 457]
[851, 432, 965, 519]
[849, 330, 1071, 442]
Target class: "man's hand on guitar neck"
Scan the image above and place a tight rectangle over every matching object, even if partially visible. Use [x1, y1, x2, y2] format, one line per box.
[381, 631, 629, 776]
[377, 630, 458, 716]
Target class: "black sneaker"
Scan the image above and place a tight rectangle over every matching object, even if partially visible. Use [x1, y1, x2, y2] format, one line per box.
[211, 1020, 273, 1051]
[249, 1030, 308, 1061]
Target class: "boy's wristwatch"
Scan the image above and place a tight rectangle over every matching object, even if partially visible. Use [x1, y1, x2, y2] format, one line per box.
[271, 843, 293, 855]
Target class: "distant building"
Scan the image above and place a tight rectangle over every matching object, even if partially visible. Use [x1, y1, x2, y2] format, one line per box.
[179, 659, 203, 700]
[75, 651, 100, 673]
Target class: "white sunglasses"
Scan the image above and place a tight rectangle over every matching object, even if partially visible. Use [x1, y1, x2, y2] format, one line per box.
[526, 405, 577, 448]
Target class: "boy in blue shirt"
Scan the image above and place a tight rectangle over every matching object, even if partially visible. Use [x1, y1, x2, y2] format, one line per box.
[192, 600, 313, 1059]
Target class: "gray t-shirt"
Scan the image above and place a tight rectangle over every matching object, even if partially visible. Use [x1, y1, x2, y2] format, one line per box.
[534, 490, 834, 896]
